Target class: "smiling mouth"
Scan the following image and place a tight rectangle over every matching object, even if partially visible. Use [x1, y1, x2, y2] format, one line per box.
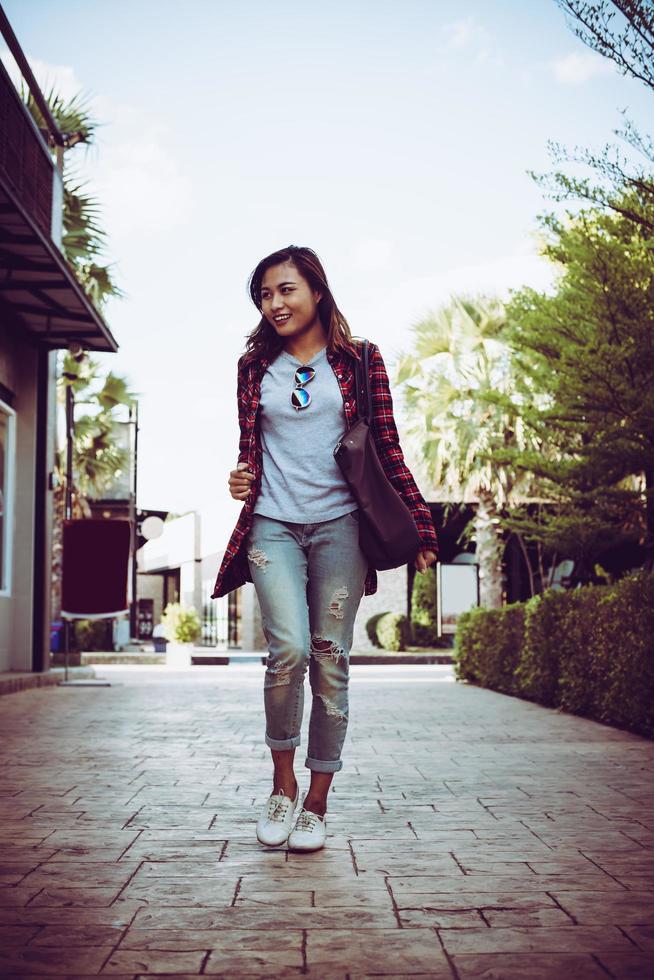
[274, 314, 292, 324]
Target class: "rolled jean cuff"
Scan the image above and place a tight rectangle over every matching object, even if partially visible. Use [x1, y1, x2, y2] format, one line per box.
[265, 732, 301, 750]
[305, 755, 343, 773]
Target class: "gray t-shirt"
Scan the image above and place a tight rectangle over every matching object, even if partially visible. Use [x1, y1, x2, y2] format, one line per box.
[253, 345, 358, 523]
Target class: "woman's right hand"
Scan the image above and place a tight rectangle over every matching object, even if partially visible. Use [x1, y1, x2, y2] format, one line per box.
[229, 461, 255, 501]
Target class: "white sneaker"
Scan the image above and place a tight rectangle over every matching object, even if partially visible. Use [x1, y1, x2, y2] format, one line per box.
[256, 784, 300, 846]
[287, 804, 327, 852]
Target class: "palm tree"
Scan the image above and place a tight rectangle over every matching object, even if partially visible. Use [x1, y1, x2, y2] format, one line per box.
[396, 295, 543, 607]
[22, 84, 123, 309]
[22, 84, 132, 623]
[50, 355, 136, 622]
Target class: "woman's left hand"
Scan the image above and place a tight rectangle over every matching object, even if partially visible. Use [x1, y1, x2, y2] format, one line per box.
[414, 549, 437, 573]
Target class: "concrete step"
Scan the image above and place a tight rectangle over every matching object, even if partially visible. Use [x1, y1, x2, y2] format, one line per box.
[79, 649, 453, 667]
[0, 666, 97, 696]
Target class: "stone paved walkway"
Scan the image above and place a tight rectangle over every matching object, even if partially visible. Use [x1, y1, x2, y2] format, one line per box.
[0, 663, 653, 979]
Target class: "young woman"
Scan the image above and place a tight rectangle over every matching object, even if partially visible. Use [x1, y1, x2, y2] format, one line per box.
[211, 245, 438, 852]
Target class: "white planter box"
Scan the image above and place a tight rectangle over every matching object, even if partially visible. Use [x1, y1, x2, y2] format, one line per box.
[166, 642, 193, 668]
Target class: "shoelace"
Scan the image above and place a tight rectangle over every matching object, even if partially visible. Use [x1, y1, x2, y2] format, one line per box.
[294, 808, 322, 832]
[267, 792, 294, 822]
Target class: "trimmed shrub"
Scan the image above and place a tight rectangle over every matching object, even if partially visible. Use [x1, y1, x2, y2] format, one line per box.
[559, 572, 654, 734]
[597, 571, 654, 734]
[514, 589, 575, 706]
[453, 607, 486, 683]
[376, 613, 411, 652]
[161, 603, 201, 644]
[72, 618, 112, 652]
[454, 570, 654, 739]
[454, 603, 526, 694]
[365, 612, 386, 649]
[555, 585, 611, 719]
[410, 567, 438, 645]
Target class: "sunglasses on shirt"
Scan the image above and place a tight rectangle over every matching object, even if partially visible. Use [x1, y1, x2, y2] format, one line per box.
[291, 366, 315, 411]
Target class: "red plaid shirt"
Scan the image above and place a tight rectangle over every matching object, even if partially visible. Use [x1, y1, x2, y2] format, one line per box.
[211, 337, 438, 599]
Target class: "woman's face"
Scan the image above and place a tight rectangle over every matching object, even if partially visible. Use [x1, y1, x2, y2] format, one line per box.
[260, 261, 323, 339]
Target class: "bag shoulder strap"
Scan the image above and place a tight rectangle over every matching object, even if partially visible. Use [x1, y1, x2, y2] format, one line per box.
[354, 338, 373, 422]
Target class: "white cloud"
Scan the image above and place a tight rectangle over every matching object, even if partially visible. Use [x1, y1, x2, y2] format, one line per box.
[87, 115, 193, 241]
[444, 17, 476, 49]
[0, 45, 84, 102]
[347, 245, 555, 363]
[442, 16, 503, 67]
[550, 51, 615, 84]
[0, 48, 193, 244]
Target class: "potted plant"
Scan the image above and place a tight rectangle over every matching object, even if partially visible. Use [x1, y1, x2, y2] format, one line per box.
[161, 603, 201, 667]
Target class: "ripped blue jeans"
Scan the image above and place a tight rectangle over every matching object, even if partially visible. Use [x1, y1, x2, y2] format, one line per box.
[245, 510, 369, 773]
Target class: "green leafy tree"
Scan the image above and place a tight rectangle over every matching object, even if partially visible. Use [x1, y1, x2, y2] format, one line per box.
[496, 0, 654, 580]
[555, 1, 654, 94]
[22, 84, 130, 625]
[502, 187, 654, 577]
[23, 85, 123, 309]
[59, 354, 136, 506]
[396, 296, 543, 608]
[51, 355, 135, 620]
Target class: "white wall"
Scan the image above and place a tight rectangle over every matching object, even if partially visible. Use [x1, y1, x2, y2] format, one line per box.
[0, 323, 38, 671]
[137, 510, 202, 615]
[352, 566, 408, 652]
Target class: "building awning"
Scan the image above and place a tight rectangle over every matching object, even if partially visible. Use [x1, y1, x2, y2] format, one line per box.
[0, 177, 118, 353]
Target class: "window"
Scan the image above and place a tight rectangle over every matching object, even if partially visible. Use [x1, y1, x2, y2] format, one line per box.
[0, 401, 16, 596]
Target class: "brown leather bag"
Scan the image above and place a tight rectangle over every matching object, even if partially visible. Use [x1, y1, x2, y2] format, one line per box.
[333, 339, 422, 570]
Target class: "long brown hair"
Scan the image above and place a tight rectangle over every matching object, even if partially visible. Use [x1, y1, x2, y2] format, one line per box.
[241, 245, 357, 366]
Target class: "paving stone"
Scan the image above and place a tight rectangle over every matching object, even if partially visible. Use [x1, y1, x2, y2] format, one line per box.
[305, 928, 450, 974]
[21, 862, 141, 889]
[621, 924, 654, 950]
[30, 922, 130, 946]
[481, 908, 575, 927]
[129, 904, 398, 930]
[121, 877, 236, 906]
[450, 952, 608, 978]
[595, 952, 654, 979]
[0, 946, 113, 974]
[103, 949, 207, 973]
[388, 873, 625, 893]
[394, 890, 561, 911]
[0, 902, 143, 929]
[349, 975, 448, 980]
[0, 924, 41, 944]
[550, 889, 654, 924]
[26, 886, 125, 907]
[397, 907, 486, 927]
[119, 927, 304, 973]
[438, 924, 636, 954]
[0, 663, 653, 978]
[0, 886, 47, 906]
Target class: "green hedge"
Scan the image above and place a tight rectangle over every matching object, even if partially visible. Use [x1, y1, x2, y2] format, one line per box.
[454, 603, 526, 692]
[454, 569, 654, 739]
[366, 612, 411, 651]
[72, 619, 112, 652]
[365, 613, 386, 649]
[377, 613, 411, 651]
[410, 567, 438, 645]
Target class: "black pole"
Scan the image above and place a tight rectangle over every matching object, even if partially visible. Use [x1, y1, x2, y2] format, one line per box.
[32, 348, 50, 672]
[62, 376, 74, 680]
[129, 401, 139, 639]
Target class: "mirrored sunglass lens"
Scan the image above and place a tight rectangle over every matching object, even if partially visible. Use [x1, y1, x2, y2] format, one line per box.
[295, 367, 315, 385]
[292, 388, 311, 408]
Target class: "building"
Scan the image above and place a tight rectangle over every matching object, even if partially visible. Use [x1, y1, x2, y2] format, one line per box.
[0, 13, 117, 673]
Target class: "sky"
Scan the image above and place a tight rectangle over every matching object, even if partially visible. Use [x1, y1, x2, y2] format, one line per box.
[3, 0, 651, 552]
